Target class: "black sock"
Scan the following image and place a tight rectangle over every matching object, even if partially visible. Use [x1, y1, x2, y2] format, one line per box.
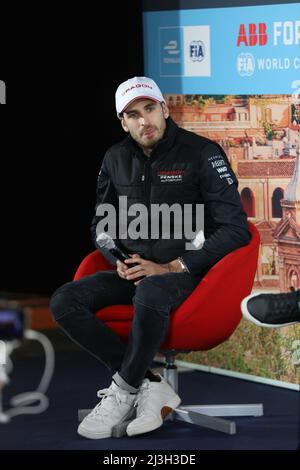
[144, 370, 161, 382]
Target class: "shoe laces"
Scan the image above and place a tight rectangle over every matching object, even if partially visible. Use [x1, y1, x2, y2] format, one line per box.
[134, 380, 151, 414]
[89, 386, 130, 420]
[269, 288, 300, 315]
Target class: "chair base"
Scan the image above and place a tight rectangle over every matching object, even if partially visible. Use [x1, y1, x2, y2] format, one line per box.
[162, 352, 263, 435]
[171, 403, 263, 435]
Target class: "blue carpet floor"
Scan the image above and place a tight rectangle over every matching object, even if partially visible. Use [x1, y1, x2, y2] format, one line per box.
[0, 335, 299, 451]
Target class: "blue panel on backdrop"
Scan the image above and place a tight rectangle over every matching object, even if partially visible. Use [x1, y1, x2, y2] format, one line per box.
[159, 27, 184, 76]
[143, 2, 300, 94]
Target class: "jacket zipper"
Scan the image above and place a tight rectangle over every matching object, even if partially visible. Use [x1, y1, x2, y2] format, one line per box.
[144, 159, 153, 255]
[144, 159, 151, 207]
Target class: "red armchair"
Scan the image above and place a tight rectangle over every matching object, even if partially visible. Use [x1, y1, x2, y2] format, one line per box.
[76, 222, 263, 434]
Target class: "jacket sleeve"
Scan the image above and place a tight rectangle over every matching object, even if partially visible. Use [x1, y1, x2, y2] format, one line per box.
[90, 153, 119, 265]
[180, 143, 251, 276]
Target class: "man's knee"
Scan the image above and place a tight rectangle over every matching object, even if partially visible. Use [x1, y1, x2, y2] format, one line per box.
[50, 281, 81, 323]
[134, 276, 170, 313]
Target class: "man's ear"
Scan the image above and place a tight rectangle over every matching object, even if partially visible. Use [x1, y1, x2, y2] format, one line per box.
[162, 102, 170, 119]
[121, 117, 129, 133]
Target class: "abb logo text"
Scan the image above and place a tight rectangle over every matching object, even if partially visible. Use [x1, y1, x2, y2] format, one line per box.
[237, 23, 268, 47]
[237, 21, 300, 47]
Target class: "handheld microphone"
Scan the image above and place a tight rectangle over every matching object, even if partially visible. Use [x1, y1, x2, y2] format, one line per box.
[96, 233, 144, 281]
[96, 233, 130, 263]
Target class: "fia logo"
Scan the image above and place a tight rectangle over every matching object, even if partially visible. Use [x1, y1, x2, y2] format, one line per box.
[189, 40, 205, 62]
[0, 80, 6, 104]
[236, 53, 255, 77]
[0, 340, 6, 365]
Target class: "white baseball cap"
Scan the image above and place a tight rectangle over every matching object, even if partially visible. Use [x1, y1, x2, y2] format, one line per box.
[115, 76, 165, 116]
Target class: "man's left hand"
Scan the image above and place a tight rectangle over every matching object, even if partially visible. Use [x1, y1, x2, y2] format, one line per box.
[124, 254, 169, 286]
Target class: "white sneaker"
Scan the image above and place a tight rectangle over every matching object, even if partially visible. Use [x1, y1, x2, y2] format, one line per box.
[77, 381, 136, 439]
[126, 376, 181, 437]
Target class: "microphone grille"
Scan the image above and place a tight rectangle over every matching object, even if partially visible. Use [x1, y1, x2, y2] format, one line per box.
[96, 233, 115, 250]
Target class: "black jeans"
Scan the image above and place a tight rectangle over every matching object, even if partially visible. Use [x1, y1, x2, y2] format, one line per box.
[50, 270, 201, 389]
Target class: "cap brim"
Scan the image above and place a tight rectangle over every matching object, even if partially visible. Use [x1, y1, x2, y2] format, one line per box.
[118, 96, 163, 116]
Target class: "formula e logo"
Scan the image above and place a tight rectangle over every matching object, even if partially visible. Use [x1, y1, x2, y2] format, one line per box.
[0, 80, 6, 104]
[164, 40, 180, 56]
[237, 53, 255, 76]
[189, 40, 205, 62]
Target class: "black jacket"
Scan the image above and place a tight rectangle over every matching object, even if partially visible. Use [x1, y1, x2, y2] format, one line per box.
[91, 118, 250, 277]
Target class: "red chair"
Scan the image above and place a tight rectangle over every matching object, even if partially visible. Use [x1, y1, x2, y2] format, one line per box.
[76, 222, 263, 434]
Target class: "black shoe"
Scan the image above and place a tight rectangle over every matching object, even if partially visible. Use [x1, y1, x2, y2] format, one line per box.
[241, 289, 300, 328]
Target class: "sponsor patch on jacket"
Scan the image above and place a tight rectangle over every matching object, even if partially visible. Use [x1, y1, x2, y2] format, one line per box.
[157, 170, 185, 183]
[208, 155, 233, 185]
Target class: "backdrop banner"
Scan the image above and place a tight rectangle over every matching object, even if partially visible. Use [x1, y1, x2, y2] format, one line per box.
[143, 1, 300, 385]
